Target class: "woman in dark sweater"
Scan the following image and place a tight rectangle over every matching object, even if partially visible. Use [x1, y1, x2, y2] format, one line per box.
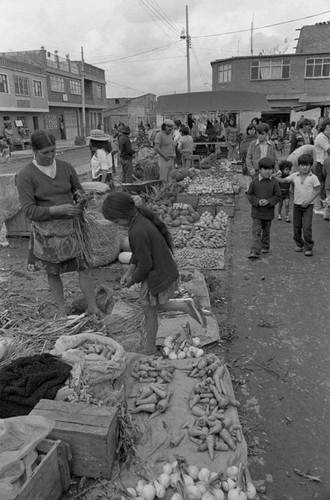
[102, 192, 206, 354]
[16, 130, 99, 320]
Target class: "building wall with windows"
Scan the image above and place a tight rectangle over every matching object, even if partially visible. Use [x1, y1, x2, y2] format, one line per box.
[0, 57, 48, 146]
[0, 48, 107, 141]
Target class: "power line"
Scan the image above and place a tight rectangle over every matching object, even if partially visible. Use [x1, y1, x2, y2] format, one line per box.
[193, 10, 330, 39]
[91, 42, 177, 64]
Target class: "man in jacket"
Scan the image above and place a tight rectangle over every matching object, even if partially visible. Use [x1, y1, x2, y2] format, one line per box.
[246, 123, 277, 179]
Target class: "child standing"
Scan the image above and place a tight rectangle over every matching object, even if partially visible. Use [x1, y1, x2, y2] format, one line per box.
[276, 153, 320, 256]
[178, 126, 194, 169]
[247, 157, 281, 259]
[102, 192, 206, 354]
[277, 160, 292, 222]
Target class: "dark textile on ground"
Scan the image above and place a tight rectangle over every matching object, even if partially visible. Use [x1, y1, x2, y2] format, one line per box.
[0, 353, 71, 418]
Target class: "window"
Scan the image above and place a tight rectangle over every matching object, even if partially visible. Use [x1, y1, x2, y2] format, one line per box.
[0, 74, 8, 93]
[14, 76, 30, 95]
[69, 79, 81, 95]
[251, 59, 290, 80]
[96, 84, 103, 99]
[50, 75, 65, 92]
[33, 80, 43, 97]
[305, 57, 330, 78]
[218, 64, 232, 83]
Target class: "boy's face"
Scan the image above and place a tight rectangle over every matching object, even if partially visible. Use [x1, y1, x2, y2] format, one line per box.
[260, 167, 273, 178]
[257, 131, 267, 142]
[299, 163, 312, 174]
[283, 167, 291, 175]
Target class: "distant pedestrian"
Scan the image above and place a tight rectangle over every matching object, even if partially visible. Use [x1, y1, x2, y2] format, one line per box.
[275, 153, 320, 256]
[225, 118, 239, 162]
[246, 123, 277, 183]
[154, 119, 175, 184]
[276, 160, 292, 222]
[178, 126, 194, 169]
[173, 119, 182, 167]
[247, 157, 281, 259]
[87, 129, 113, 185]
[118, 125, 134, 183]
[313, 117, 330, 213]
[290, 118, 313, 153]
[239, 123, 257, 191]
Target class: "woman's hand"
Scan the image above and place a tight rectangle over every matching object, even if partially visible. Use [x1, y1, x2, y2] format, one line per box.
[120, 273, 133, 287]
[50, 204, 82, 218]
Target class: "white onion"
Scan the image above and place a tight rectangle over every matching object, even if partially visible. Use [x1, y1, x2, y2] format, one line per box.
[141, 483, 156, 500]
[153, 480, 165, 499]
[158, 473, 170, 489]
[177, 351, 187, 359]
[246, 481, 257, 499]
[212, 489, 225, 500]
[171, 494, 183, 500]
[226, 466, 238, 481]
[126, 487, 137, 497]
[227, 488, 247, 500]
[183, 474, 194, 486]
[201, 492, 215, 500]
[185, 484, 202, 500]
[170, 472, 180, 488]
[198, 468, 211, 482]
[171, 460, 178, 471]
[136, 480, 146, 496]
[162, 463, 172, 475]
[209, 472, 218, 481]
[186, 464, 199, 481]
[192, 337, 201, 346]
[195, 348, 204, 358]
[227, 478, 237, 490]
[168, 352, 178, 360]
[163, 346, 171, 356]
[196, 482, 207, 494]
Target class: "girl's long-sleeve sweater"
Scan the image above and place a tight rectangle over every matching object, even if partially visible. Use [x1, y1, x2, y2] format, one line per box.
[16, 160, 81, 222]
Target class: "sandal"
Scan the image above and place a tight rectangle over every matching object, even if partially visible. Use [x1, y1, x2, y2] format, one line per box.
[285, 216, 291, 223]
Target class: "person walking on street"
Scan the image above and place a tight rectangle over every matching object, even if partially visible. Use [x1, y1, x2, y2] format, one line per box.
[313, 117, 330, 214]
[87, 129, 113, 185]
[276, 160, 292, 222]
[290, 118, 314, 153]
[118, 125, 134, 183]
[154, 119, 175, 185]
[239, 123, 257, 191]
[276, 153, 320, 256]
[246, 123, 277, 186]
[102, 192, 206, 354]
[225, 118, 239, 162]
[15, 130, 99, 320]
[178, 126, 194, 169]
[247, 157, 281, 259]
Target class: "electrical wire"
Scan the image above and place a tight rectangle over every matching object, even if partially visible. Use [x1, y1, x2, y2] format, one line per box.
[91, 41, 177, 64]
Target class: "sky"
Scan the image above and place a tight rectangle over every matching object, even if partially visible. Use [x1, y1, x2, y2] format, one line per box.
[2, 0, 330, 98]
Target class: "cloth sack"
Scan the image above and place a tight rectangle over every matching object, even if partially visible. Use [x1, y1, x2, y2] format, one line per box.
[32, 218, 79, 263]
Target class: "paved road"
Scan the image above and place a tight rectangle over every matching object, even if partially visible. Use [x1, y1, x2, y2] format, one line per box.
[229, 179, 330, 500]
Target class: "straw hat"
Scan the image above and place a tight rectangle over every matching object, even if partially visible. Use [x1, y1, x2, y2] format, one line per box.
[86, 129, 110, 141]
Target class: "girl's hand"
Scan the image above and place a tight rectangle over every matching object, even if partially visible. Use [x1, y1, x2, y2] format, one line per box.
[120, 274, 133, 287]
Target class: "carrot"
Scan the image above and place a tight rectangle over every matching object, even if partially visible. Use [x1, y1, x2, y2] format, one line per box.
[218, 394, 230, 409]
[189, 394, 200, 409]
[131, 403, 157, 414]
[197, 441, 208, 452]
[209, 384, 223, 404]
[135, 393, 159, 406]
[206, 434, 215, 460]
[188, 426, 208, 438]
[212, 365, 225, 394]
[190, 436, 203, 445]
[149, 384, 167, 399]
[138, 386, 153, 399]
[229, 397, 240, 407]
[197, 358, 208, 370]
[149, 410, 162, 420]
[191, 405, 206, 417]
[214, 441, 229, 451]
[220, 378, 228, 395]
[219, 428, 237, 450]
[160, 369, 172, 383]
[157, 391, 172, 412]
[169, 431, 185, 448]
[209, 422, 223, 435]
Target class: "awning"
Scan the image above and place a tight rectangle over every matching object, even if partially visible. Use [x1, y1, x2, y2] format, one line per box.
[154, 90, 271, 115]
[298, 95, 330, 108]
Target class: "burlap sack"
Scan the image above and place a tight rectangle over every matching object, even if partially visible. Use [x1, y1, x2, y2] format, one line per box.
[90, 218, 120, 267]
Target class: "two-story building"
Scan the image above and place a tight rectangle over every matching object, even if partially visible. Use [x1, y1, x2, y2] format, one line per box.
[0, 48, 107, 143]
[0, 56, 48, 148]
[210, 22, 330, 127]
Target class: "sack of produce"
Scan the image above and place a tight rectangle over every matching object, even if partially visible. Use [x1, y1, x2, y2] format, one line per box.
[90, 218, 121, 267]
[51, 332, 126, 385]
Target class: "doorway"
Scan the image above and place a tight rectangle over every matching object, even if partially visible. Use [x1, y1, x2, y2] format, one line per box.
[33, 116, 39, 131]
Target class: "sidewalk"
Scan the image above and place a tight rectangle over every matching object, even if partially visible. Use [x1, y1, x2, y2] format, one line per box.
[10, 139, 85, 160]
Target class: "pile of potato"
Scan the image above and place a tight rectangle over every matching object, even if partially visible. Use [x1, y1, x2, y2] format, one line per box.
[147, 201, 200, 229]
[184, 176, 236, 195]
[195, 211, 228, 231]
[175, 248, 225, 269]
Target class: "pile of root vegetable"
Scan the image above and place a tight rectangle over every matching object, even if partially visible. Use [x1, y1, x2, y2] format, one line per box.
[178, 170, 240, 196]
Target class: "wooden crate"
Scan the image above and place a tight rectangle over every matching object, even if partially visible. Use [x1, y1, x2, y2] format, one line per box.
[176, 193, 199, 209]
[16, 439, 71, 500]
[30, 400, 118, 479]
[196, 204, 216, 216]
[217, 204, 235, 217]
[5, 209, 31, 237]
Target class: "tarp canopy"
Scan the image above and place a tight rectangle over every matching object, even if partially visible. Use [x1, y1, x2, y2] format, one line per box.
[154, 90, 271, 115]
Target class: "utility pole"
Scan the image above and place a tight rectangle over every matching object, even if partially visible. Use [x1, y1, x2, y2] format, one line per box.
[250, 14, 254, 56]
[180, 5, 191, 93]
[81, 46, 86, 142]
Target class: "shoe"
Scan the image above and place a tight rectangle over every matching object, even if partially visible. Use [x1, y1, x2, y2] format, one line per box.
[285, 216, 291, 223]
[178, 298, 207, 327]
[261, 248, 269, 253]
[248, 252, 260, 259]
[295, 246, 303, 252]
[277, 214, 282, 220]
[305, 250, 313, 256]
[313, 209, 325, 215]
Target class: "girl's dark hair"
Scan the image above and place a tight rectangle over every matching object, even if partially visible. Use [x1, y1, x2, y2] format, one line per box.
[90, 139, 112, 153]
[278, 160, 292, 172]
[30, 130, 56, 150]
[174, 120, 182, 127]
[246, 123, 256, 133]
[252, 117, 260, 125]
[180, 126, 189, 136]
[102, 192, 174, 252]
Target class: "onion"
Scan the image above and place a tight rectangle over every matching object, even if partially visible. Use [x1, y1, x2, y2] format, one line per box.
[177, 351, 187, 359]
[227, 488, 247, 500]
[209, 472, 218, 481]
[212, 489, 225, 500]
[196, 482, 207, 494]
[171, 460, 178, 471]
[153, 480, 165, 499]
[186, 464, 199, 481]
[164, 336, 174, 348]
[171, 494, 183, 500]
[126, 487, 137, 497]
[141, 483, 156, 500]
[198, 468, 211, 482]
[162, 463, 172, 475]
[195, 348, 204, 358]
[170, 472, 181, 488]
[201, 492, 215, 500]
[136, 480, 147, 496]
[185, 484, 202, 500]
[183, 474, 194, 486]
[158, 473, 170, 489]
[226, 466, 238, 481]
[168, 352, 178, 360]
[163, 346, 171, 356]
[246, 482, 257, 499]
[192, 337, 201, 346]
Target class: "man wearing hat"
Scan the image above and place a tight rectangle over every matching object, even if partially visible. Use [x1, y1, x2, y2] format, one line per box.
[154, 119, 175, 184]
[118, 125, 134, 183]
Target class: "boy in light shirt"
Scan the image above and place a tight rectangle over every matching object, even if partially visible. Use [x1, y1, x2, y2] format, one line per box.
[276, 153, 320, 256]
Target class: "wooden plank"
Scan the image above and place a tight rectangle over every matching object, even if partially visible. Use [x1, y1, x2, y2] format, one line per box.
[31, 407, 114, 429]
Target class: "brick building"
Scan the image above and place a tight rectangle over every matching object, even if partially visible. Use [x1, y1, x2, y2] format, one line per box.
[0, 48, 107, 144]
[210, 22, 330, 126]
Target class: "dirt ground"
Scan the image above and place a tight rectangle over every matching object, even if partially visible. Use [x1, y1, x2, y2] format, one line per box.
[1, 152, 329, 500]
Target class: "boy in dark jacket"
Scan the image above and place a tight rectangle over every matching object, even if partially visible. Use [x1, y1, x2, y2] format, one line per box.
[118, 125, 134, 183]
[247, 157, 281, 259]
